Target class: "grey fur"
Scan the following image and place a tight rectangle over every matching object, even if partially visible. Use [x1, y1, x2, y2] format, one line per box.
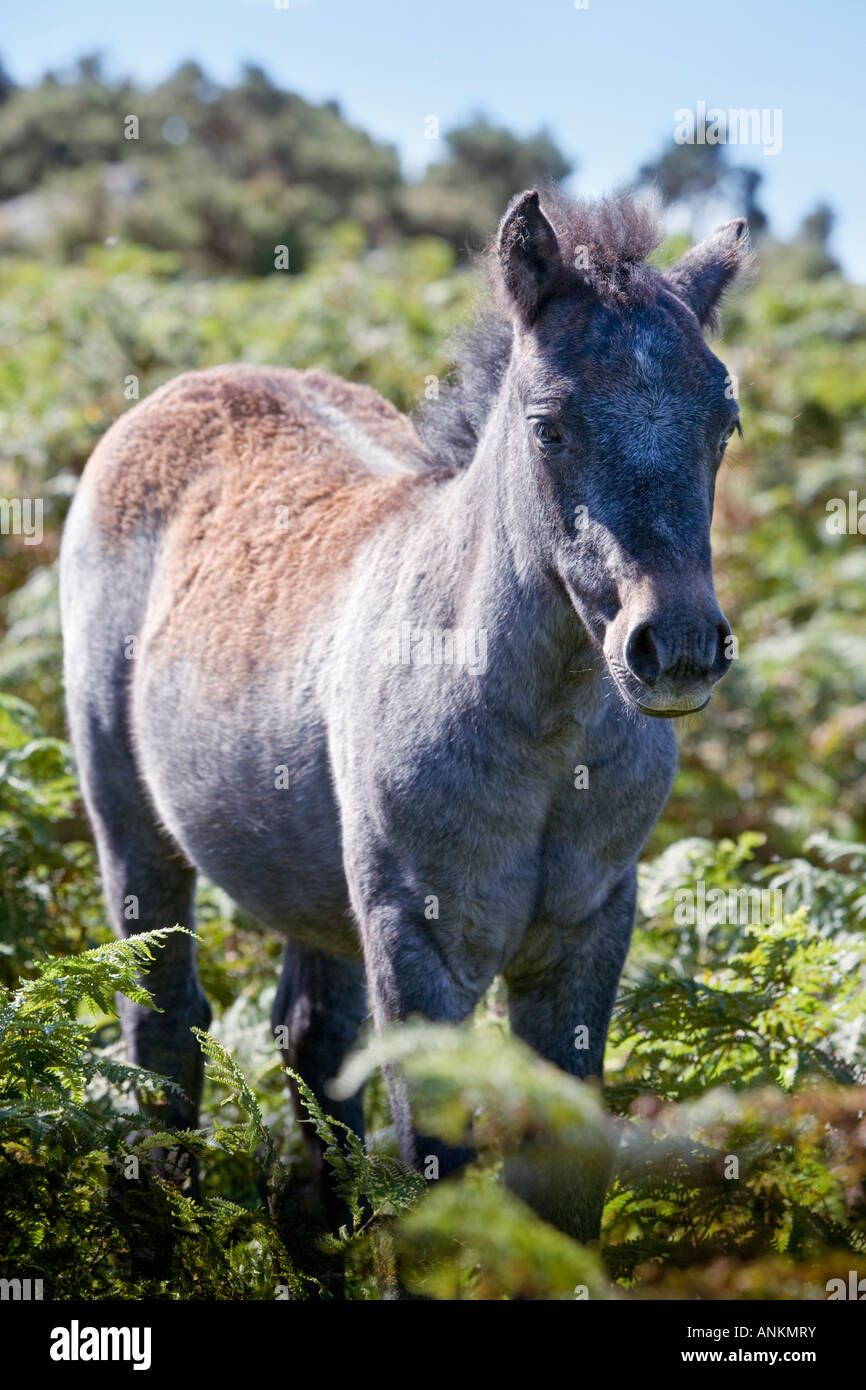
[59, 190, 747, 1241]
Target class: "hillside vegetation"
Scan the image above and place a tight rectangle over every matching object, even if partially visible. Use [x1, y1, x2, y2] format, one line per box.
[0, 59, 864, 1299]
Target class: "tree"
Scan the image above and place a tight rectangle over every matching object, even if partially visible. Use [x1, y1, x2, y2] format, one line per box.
[797, 202, 839, 278]
[0, 53, 16, 105]
[402, 116, 573, 252]
[638, 124, 768, 237]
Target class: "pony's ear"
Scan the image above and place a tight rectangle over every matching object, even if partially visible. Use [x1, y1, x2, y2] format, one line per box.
[497, 190, 562, 326]
[667, 219, 749, 330]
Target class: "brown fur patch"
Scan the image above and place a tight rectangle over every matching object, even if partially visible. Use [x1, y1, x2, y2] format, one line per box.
[83, 365, 433, 679]
[300, 369, 428, 465]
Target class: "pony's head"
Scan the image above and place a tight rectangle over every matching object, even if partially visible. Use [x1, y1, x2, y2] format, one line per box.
[492, 189, 748, 717]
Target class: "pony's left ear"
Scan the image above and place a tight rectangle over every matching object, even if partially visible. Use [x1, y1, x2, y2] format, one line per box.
[667, 219, 749, 330]
[497, 190, 562, 326]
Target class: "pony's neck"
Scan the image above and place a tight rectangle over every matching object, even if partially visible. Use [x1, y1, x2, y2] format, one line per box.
[442, 378, 608, 729]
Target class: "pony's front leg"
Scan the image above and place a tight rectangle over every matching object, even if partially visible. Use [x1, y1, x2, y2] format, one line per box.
[502, 868, 638, 1244]
[351, 889, 478, 1179]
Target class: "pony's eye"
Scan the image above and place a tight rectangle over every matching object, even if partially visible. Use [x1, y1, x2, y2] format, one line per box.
[719, 420, 740, 449]
[531, 420, 562, 448]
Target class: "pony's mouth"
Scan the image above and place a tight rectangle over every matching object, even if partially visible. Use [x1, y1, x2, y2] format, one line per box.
[633, 695, 711, 719]
[606, 665, 713, 719]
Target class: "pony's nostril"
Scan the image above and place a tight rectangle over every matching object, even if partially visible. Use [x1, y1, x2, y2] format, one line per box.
[625, 621, 662, 686]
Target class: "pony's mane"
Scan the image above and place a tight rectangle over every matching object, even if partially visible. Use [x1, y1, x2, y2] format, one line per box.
[414, 190, 663, 475]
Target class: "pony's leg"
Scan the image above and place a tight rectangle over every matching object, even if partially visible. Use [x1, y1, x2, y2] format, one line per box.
[502, 869, 637, 1243]
[61, 501, 210, 1134]
[354, 904, 478, 1181]
[271, 943, 368, 1223]
[69, 706, 210, 1134]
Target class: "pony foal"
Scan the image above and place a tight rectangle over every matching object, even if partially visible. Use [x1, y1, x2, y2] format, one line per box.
[60, 190, 747, 1240]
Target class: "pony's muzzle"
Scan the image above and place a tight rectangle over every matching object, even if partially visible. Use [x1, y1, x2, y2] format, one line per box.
[621, 607, 732, 716]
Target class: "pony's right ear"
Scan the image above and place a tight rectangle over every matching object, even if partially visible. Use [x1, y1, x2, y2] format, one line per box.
[497, 190, 562, 326]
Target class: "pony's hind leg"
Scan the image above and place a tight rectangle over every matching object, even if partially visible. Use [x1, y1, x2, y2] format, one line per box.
[86, 746, 210, 1132]
[67, 690, 211, 1135]
[61, 504, 210, 1135]
[271, 942, 367, 1226]
[81, 758, 210, 1279]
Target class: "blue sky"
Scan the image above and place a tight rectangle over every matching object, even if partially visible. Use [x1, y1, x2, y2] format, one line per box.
[5, 0, 865, 277]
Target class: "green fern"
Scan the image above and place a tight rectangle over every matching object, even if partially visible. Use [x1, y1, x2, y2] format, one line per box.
[287, 1066, 425, 1236]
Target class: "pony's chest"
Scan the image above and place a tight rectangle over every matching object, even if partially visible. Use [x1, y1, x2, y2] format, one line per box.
[374, 711, 670, 903]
